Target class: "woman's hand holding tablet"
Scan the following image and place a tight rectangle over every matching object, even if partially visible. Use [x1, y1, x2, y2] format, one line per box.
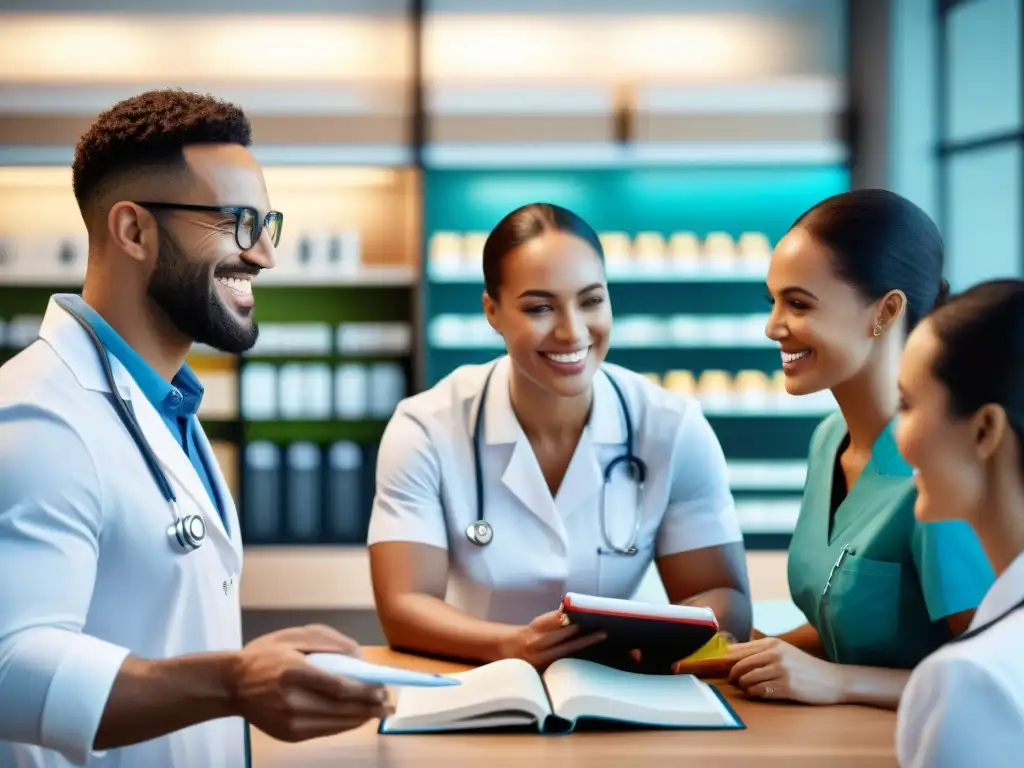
[498, 609, 608, 670]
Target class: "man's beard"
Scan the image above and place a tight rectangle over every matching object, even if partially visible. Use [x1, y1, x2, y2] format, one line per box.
[146, 231, 259, 354]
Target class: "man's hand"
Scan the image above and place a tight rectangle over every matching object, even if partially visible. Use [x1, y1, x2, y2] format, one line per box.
[497, 610, 606, 670]
[231, 624, 394, 742]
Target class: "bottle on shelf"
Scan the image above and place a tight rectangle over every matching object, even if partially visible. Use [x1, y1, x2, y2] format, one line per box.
[247, 322, 332, 356]
[336, 322, 412, 356]
[367, 362, 406, 419]
[598, 231, 632, 275]
[326, 440, 365, 543]
[192, 361, 239, 421]
[666, 232, 702, 274]
[461, 232, 489, 275]
[632, 232, 666, 273]
[277, 363, 307, 420]
[612, 315, 667, 347]
[663, 370, 697, 396]
[0, 236, 15, 283]
[696, 369, 734, 413]
[335, 363, 368, 420]
[209, 440, 240, 503]
[240, 363, 278, 421]
[427, 232, 465, 277]
[737, 232, 773, 275]
[242, 441, 282, 543]
[271, 230, 363, 282]
[38, 233, 90, 283]
[303, 363, 333, 420]
[667, 314, 704, 347]
[324, 230, 362, 275]
[702, 231, 737, 272]
[4, 315, 43, 349]
[285, 442, 323, 542]
[733, 370, 771, 411]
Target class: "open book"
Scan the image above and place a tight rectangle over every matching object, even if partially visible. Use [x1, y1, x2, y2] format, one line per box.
[378, 657, 743, 735]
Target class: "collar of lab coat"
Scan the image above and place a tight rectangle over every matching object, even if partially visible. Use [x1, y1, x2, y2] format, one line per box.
[971, 548, 1024, 630]
[481, 355, 627, 446]
[39, 294, 135, 399]
[38, 295, 239, 555]
[477, 355, 628, 536]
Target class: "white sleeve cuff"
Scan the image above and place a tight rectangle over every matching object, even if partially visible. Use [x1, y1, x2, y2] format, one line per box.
[367, 517, 450, 550]
[657, 501, 744, 556]
[39, 632, 130, 765]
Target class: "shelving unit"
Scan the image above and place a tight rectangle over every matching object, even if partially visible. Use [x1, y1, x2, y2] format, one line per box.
[1, 1, 848, 610]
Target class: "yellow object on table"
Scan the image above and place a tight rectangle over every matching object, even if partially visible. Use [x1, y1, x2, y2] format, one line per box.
[679, 631, 731, 663]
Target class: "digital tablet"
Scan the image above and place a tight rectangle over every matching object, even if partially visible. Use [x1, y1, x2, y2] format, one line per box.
[306, 654, 461, 688]
[561, 592, 721, 671]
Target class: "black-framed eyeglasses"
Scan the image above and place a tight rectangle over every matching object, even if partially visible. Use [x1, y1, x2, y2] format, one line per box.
[135, 202, 284, 251]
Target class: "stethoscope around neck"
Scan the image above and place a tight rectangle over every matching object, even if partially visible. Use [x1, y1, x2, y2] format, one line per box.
[949, 595, 1024, 644]
[464, 361, 648, 555]
[55, 296, 207, 555]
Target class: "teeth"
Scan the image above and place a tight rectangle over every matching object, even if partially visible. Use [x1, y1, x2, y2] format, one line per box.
[545, 349, 588, 364]
[781, 349, 810, 364]
[217, 276, 253, 296]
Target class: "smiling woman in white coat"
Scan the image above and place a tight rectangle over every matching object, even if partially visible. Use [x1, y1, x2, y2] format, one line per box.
[894, 278, 1024, 767]
[368, 203, 752, 669]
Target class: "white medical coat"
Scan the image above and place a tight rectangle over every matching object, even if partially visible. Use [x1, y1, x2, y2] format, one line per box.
[896, 548, 1024, 767]
[367, 355, 743, 624]
[0, 297, 246, 767]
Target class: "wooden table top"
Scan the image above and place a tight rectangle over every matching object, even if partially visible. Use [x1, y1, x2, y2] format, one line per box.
[251, 647, 898, 767]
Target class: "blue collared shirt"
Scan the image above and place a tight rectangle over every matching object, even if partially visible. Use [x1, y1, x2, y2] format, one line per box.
[60, 294, 223, 522]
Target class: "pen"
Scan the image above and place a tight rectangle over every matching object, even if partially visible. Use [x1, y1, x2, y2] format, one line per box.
[822, 543, 852, 598]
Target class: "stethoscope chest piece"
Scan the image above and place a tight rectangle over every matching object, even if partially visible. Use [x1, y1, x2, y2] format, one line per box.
[466, 520, 494, 546]
[169, 513, 207, 553]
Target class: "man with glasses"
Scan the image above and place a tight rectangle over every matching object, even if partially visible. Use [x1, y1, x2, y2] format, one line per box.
[0, 89, 390, 768]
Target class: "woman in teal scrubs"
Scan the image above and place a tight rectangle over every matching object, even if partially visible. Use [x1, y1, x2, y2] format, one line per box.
[676, 190, 994, 709]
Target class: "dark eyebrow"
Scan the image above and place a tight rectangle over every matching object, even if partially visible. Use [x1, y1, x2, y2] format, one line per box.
[517, 283, 605, 299]
[779, 286, 819, 301]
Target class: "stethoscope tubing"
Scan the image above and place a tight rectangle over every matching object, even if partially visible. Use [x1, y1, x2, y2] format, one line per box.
[465, 359, 647, 555]
[55, 297, 206, 553]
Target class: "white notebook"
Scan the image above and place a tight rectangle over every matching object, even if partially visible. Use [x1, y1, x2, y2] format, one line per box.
[378, 657, 743, 735]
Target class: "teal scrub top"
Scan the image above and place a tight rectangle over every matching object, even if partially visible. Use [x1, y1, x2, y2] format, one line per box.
[787, 412, 994, 669]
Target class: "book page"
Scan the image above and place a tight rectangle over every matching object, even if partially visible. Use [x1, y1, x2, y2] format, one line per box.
[381, 658, 553, 733]
[542, 658, 737, 729]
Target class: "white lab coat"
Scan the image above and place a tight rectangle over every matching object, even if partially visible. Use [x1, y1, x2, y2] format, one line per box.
[367, 355, 743, 625]
[0, 297, 245, 768]
[896, 548, 1024, 767]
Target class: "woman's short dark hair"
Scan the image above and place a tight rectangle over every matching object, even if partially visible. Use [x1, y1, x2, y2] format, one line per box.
[792, 189, 949, 330]
[926, 280, 1024, 439]
[482, 203, 604, 299]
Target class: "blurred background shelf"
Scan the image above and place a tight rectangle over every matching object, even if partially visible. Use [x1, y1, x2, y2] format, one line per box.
[0, 0, 1011, 644]
[0, 0, 864, 637]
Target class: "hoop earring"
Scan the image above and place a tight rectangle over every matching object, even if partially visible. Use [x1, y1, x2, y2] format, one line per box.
[873, 324, 883, 337]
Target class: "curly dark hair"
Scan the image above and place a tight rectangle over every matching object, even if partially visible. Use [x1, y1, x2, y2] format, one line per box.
[71, 88, 252, 218]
